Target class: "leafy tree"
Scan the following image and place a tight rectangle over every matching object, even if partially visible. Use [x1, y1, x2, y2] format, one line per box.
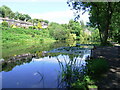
[24, 14, 31, 21]
[67, 1, 120, 45]
[0, 6, 6, 17]
[68, 19, 82, 36]
[9, 12, 15, 19]
[88, 27, 100, 41]
[61, 24, 68, 29]
[28, 19, 33, 23]
[14, 12, 21, 20]
[19, 14, 26, 21]
[32, 18, 39, 26]
[44, 20, 49, 24]
[48, 22, 69, 40]
[38, 19, 43, 22]
[110, 7, 120, 43]
[0, 5, 13, 18]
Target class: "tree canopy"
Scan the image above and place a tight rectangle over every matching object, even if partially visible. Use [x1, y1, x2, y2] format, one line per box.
[67, 0, 120, 45]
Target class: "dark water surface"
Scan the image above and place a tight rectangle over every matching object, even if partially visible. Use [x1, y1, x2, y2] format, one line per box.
[1, 41, 93, 88]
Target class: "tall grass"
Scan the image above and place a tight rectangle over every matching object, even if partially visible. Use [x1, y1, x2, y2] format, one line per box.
[57, 56, 109, 89]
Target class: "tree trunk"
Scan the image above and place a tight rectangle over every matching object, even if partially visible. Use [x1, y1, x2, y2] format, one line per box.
[100, 2, 112, 45]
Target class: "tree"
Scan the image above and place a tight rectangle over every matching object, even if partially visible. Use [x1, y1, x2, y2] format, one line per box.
[0, 6, 6, 17]
[0, 5, 13, 18]
[68, 19, 82, 36]
[24, 14, 31, 21]
[9, 12, 15, 19]
[19, 14, 26, 21]
[67, 1, 120, 45]
[44, 20, 49, 24]
[14, 12, 21, 20]
[48, 22, 69, 40]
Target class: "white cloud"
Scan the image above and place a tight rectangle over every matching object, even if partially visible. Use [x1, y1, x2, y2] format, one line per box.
[29, 10, 89, 24]
[30, 10, 74, 24]
[79, 12, 89, 24]
[0, 0, 67, 2]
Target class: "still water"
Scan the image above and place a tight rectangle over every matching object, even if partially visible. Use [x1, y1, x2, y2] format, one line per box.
[1, 42, 93, 88]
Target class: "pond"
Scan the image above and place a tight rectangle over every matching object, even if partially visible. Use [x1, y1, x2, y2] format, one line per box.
[1, 41, 93, 88]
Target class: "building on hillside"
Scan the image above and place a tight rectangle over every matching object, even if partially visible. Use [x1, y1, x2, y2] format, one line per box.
[40, 21, 48, 28]
[0, 17, 48, 28]
[0, 17, 33, 28]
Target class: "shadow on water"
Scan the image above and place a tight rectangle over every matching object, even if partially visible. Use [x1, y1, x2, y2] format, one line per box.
[1, 41, 94, 88]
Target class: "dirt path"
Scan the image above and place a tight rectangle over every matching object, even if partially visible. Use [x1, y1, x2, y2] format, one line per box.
[92, 46, 120, 88]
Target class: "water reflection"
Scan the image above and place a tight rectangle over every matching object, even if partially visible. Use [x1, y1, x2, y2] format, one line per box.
[1, 43, 93, 88]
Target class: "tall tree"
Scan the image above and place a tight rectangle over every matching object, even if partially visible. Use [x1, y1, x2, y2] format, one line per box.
[19, 14, 26, 21]
[0, 6, 6, 17]
[24, 14, 31, 21]
[68, 19, 82, 36]
[67, 1, 120, 45]
[14, 12, 21, 20]
[0, 5, 13, 18]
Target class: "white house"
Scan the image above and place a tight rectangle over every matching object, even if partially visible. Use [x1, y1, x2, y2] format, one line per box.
[0, 17, 33, 28]
[0, 17, 48, 28]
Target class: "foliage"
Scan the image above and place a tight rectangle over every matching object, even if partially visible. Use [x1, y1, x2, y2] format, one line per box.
[0, 5, 31, 21]
[37, 22, 42, 29]
[56, 52, 109, 88]
[66, 34, 76, 41]
[110, 9, 120, 43]
[48, 22, 69, 40]
[43, 20, 49, 24]
[11, 24, 17, 28]
[24, 14, 31, 21]
[88, 27, 100, 41]
[67, 1, 120, 45]
[2, 21, 9, 27]
[57, 55, 101, 89]
[68, 19, 82, 36]
[29, 26, 37, 29]
[0, 5, 13, 18]
[85, 58, 109, 77]
[2, 27, 53, 46]
[18, 13, 26, 21]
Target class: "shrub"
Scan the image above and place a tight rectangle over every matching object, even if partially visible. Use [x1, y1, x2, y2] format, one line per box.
[29, 26, 37, 29]
[86, 58, 109, 76]
[66, 34, 76, 41]
[11, 24, 17, 28]
[2, 21, 9, 27]
[48, 23, 69, 40]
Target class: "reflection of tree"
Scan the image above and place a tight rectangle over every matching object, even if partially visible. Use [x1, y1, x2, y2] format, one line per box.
[2, 57, 32, 72]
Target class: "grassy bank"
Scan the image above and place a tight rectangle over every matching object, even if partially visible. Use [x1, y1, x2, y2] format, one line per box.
[2, 27, 55, 46]
[1, 27, 55, 59]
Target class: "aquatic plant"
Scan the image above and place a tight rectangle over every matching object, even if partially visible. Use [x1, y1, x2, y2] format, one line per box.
[57, 55, 108, 89]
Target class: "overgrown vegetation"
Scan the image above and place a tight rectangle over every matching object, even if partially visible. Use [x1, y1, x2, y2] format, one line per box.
[58, 57, 109, 89]
[67, 1, 120, 45]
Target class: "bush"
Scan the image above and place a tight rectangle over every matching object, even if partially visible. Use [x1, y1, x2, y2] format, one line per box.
[29, 26, 38, 29]
[2, 21, 9, 27]
[48, 23, 69, 40]
[11, 24, 17, 28]
[86, 58, 109, 76]
[66, 34, 76, 41]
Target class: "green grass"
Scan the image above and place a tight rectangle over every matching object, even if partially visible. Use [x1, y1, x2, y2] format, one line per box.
[1, 27, 55, 59]
[58, 58, 109, 89]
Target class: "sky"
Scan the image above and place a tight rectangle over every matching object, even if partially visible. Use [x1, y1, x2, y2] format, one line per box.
[0, 0, 89, 24]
